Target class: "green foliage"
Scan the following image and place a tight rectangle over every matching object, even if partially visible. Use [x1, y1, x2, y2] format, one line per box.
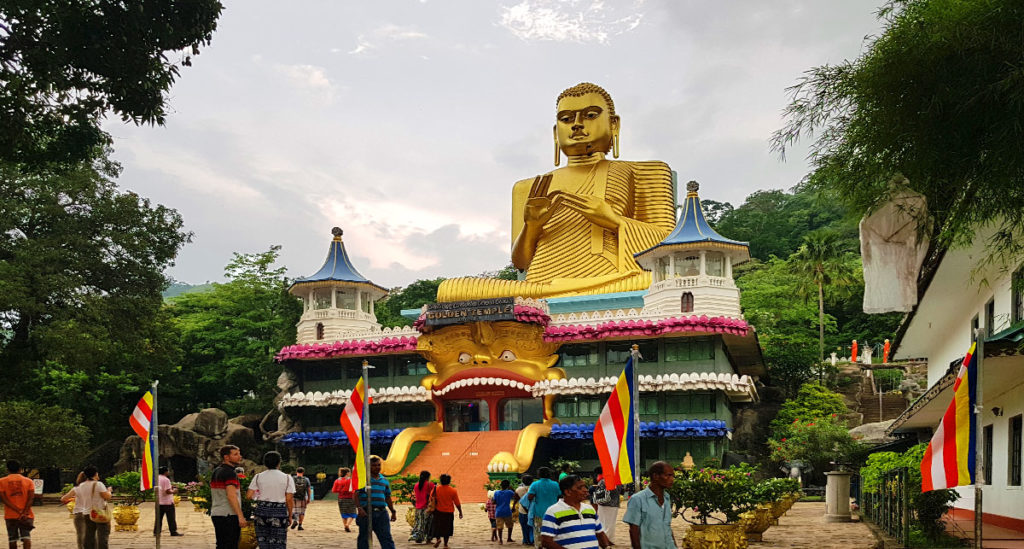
[164, 247, 301, 420]
[0, 159, 189, 440]
[105, 471, 149, 506]
[860, 443, 959, 543]
[788, 229, 858, 364]
[669, 465, 758, 524]
[751, 477, 801, 505]
[548, 458, 581, 473]
[770, 383, 848, 436]
[773, 0, 1024, 270]
[0, 401, 90, 468]
[767, 415, 861, 474]
[374, 278, 446, 328]
[0, 1, 223, 165]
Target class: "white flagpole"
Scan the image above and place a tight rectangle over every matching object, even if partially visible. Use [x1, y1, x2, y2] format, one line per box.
[152, 380, 160, 549]
[362, 361, 374, 549]
[630, 344, 641, 492]
[973, 330, 984, 549]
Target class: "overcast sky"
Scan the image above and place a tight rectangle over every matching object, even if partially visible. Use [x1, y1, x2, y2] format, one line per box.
[104, 0, 884, 288]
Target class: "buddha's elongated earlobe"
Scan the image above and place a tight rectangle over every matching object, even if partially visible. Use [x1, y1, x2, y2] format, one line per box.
[553, 126, 560, 167]
[612, 132, 620, 159]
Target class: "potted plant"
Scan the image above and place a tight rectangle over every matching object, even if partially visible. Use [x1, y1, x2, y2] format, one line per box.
[670, 466, 757, 549]
[104, 471, 148, 531]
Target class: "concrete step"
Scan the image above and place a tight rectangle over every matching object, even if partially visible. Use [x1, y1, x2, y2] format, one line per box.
[401, 430, 521, 503]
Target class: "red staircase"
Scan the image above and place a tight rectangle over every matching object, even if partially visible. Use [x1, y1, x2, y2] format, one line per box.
[401, 431, 521, 503]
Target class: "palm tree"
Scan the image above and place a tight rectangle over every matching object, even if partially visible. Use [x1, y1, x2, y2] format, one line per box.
[788, 230, 857, 373]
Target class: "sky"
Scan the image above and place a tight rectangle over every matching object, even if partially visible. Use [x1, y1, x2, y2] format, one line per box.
[104, 0, 885, 289]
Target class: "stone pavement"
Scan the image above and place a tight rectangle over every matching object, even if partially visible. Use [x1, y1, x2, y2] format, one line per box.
[24, 501, 877, 548]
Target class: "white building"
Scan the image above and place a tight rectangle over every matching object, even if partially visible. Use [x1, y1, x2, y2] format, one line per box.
[888, 227, 1024, 533]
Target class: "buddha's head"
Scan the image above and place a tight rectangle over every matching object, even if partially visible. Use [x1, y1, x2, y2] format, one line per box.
[555, 82, 620, 158]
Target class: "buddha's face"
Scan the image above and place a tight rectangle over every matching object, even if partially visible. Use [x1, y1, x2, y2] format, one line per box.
[555, 92, 619, 157]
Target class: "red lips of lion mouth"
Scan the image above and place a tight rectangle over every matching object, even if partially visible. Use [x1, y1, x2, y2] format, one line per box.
[432, 367, 537, 396]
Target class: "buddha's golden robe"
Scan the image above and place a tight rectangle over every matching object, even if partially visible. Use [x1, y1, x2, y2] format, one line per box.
[437, 160, 675, 301]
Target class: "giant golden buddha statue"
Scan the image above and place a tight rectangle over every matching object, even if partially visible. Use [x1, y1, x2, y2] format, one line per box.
[437, 82, 676, 301]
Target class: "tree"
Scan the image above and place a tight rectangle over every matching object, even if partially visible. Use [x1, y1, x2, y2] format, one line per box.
[737, 259, 830, 395]
[166, 247, 301, 419]
[374, 278, 446, 328]
[787, 230, 857, 368]
[769, 382, 849, 436]
[0, 0, 223, 165]
[696, 199, 733, 226]
[0, 158, 189, 439]
[0, 401, 90, 468]
[772, 0, 1024, 271]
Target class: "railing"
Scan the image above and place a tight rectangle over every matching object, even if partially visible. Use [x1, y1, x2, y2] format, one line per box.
[304, 309, 376, 321]
[650, 276, 733, 292]
[859, 467, 909, 547]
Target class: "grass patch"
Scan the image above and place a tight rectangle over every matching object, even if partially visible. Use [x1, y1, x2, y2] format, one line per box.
[799, 496, 824, 502]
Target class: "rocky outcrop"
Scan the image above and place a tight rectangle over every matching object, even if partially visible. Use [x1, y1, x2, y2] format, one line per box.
[849, 420, 897, 445]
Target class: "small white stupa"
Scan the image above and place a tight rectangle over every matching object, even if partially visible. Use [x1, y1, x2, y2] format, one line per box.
[634, 181, 750, 319]
[289, 227, 388, 343]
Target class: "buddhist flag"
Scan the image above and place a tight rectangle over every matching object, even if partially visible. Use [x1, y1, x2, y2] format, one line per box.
[593, 355, 637, 490]
[921, 342, 978, 492]
[129, 391, 155, 490]
[340, 377, 368, 490]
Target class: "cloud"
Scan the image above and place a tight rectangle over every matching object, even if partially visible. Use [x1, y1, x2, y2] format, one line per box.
[499, 0, 644, 43]
[272, 63, 336, 103]
[348, 23, 429, 56]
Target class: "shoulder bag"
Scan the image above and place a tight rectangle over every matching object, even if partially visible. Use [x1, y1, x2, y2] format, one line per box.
[426, 486, 437, 513]
[89, 481, 112, 523]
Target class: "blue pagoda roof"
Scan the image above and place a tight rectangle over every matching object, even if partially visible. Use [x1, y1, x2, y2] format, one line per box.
[290, 228, 387, 292]
[635, 181, 749, 260]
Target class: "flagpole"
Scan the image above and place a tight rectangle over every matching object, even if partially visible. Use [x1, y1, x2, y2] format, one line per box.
[362, 360, 374, 549]
[973, 330, 984, 549]
[152, 380, 160, 549]
[630, 344, 641, 493]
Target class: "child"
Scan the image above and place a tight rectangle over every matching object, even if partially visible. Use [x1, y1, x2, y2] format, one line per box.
[486, 490, 497, 541]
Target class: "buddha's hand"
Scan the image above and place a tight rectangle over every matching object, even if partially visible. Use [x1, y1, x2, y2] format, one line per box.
[551, 191, 621, 229]
[524, 196, 560, 227]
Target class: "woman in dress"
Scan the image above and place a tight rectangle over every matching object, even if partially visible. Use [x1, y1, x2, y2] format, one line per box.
[246, 451, 295, 549]
[430, 474, 462, 549]
[60, 465, 111, 549]
[332, 467, 356, 532]
[409, 470, 435, 543]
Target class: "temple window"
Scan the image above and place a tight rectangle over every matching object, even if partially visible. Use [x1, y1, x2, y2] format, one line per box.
[706, 252, 725, 277]
[315, 323, 324, 340]
[681, 292, 694, 313]
[361, 293, 372, 313]
[314, 289, 331, 309]
[656, 256, 670, 281]
[676, 254, 700, 277]
[335, 288, 356, 310]
[639, 396, 659, 415]
[402, 358, 429, 376]
[606, 341, 658, 364]
[560, 344, 599, 367]
[664, 337, 714, 362]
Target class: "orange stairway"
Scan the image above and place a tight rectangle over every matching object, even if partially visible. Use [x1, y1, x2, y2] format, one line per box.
[401, 431, 521, 503]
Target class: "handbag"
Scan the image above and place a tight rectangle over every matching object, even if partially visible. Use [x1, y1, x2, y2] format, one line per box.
[88, 481, 112, 524]
[426, 486, 437, 514]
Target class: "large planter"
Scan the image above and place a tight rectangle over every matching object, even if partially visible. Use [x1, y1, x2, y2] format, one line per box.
[173, 495, 181, 506]
[238, 522, 257, 549]
[192, 497, 207, 512]
[113, 504, 141, 532]
[741, 505, 773, 542]
[684, 523, 747, 549]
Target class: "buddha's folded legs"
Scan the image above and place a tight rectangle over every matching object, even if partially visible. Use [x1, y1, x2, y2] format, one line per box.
[435, 271, 652, 302]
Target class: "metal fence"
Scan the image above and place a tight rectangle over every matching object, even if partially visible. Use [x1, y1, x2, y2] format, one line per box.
[859, 467, 910, 547]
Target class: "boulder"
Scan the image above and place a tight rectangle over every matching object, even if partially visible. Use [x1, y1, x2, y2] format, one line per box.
[849, 420, 897, 445]
[194, 408, 229, 439]
[229, 414, 263, 432]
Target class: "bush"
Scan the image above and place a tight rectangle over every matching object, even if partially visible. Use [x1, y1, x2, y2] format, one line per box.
[104, 472, 150, 506]
[767, 414, 862, 474]
[669, 465, 758, 524]
[770, 383, 848, 437]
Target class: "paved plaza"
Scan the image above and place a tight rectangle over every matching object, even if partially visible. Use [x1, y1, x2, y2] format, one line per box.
[26, 501, 878, 548]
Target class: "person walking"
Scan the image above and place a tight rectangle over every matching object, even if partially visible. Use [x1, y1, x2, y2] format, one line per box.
[153, 466, 183, 538]
[590, 467, 620, 542]
[290, 467, 312, 531]
[493, 479, 517, 544]
[623, 462, 676, 549]
[486, 492, 498, 542]
[210, 445, 246, 549]
[246, 451, 295, 549]
[558, 464, 572, 481]
[1, 460, 35, 549]
[332, 467, 356, 532]
[352, 456, 397, 549]
[60, 465, 111, 549]
[515, 475, 534, 546]
[409, 470, 435, 543]
[429, 474, 462, 549]
[540, 475, 611, 549]
[526, 468, 560, 549]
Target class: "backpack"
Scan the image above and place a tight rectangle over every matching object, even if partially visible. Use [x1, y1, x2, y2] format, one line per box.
[293, 476, 310, 501]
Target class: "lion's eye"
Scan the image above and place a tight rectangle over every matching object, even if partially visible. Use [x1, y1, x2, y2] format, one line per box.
[499, 350, 517, 362]
[458, 352, 472, 364]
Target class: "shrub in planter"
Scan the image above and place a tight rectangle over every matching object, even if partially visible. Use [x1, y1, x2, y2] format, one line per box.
[104, 471, 149, 506]
[669, 465, 758, 525]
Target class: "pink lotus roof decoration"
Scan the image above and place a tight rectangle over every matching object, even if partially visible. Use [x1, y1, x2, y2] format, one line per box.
[412, 304, 551, 333]
[542, 315, 749, 343]
[274, 335, 418, 362]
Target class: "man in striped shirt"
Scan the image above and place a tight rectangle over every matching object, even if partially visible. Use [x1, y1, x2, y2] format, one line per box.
[351, 456, 396, 549]
[541, 475, 612, 549]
